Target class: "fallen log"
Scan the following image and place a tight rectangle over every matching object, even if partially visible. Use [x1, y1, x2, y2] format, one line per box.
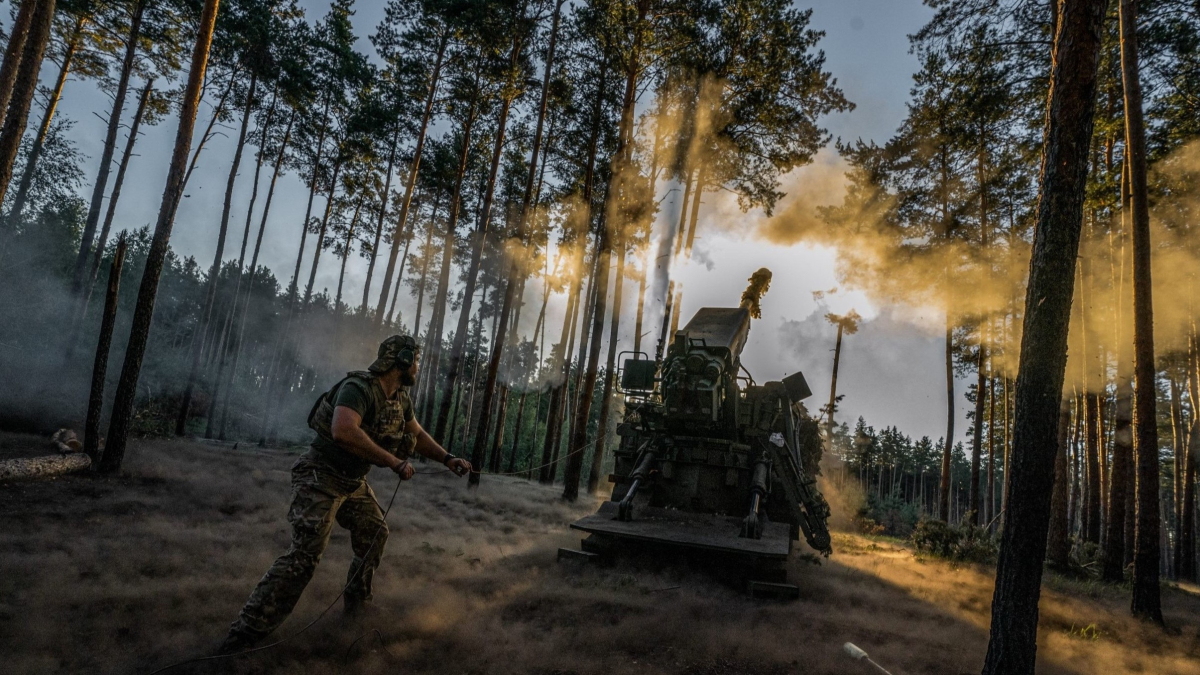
[0, 452, 92, 482]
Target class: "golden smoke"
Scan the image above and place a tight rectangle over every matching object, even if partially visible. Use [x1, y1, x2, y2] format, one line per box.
[739, 268, 773, 319]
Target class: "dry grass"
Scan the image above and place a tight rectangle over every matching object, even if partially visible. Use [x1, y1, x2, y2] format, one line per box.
[2, 433, 1198, 675]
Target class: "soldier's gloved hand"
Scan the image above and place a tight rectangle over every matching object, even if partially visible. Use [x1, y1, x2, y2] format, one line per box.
[389, 457, 415, 480]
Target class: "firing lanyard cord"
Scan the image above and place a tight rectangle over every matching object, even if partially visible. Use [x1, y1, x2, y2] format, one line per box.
[145, 442, 593, 674]
[415, 443, 591, 477]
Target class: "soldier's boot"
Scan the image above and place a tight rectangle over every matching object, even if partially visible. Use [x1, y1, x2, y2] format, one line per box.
[342, 595, 383, 623]
[216, 626, 264, 656]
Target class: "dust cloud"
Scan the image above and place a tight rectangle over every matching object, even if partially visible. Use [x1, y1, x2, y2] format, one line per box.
[4, 434, 1199, 674]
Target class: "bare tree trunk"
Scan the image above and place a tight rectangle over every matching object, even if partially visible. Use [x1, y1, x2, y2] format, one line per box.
[175, 70, 257, 434]
[71, 0, 142, 292]
[970, 337, 986, 525]
[0, 0, 39, 129]
[85, 233, 127, 461]
[8, 13, 85, 223]
[1047, 398, 1072, 569]
[981, 0, 1107, 670]
[1171, 377, 1185, 577]
[506, 389, 528, 473]
[362, 122, 402, 316]
[234, 88, 277, 272]
[219, 117, 294, 440]
[289, 94, 332, 302]
[1120, 0, 1163, 624]
[434, 83, 518, 441]
[84, 79, 153, 303]
[0, 0, 56, 207]
[539, 271, 579, 483]
[939, 319, 954, 522]
[100, 0, 221, 473]
[563, 237, 611, 501]
[421, 92, 477, 427]
[987, 358, 997, 526]
[304, 154, 344, 305]
[466, 1, 562, 483]
[375, 32, 448, 324]
[587, 244, 626, 493]
[334, 196, 364, 312]
[410, 194, 442, 338]
[1181, 337, 1198, 582]
[1085, 390, 1102, 543]
[1103, 368, 1134, 580]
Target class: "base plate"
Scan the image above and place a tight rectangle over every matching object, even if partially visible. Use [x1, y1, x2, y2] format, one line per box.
[569, 501, 792, 559]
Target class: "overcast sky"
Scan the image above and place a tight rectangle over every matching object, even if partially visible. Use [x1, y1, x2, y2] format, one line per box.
[40, 0, 981, 445]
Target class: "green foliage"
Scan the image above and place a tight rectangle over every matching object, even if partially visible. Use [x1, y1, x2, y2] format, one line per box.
[911, 517, 997, 564]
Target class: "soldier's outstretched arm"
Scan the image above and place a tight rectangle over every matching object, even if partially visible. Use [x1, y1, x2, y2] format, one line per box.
[406, 418, 472, 476]
[332, 406, 414, 479]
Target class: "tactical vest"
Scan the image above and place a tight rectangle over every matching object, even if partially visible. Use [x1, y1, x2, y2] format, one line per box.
[307, 371, 416, 477]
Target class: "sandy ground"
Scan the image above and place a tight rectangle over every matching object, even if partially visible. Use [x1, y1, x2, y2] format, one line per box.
[2, 434, 1199, 675]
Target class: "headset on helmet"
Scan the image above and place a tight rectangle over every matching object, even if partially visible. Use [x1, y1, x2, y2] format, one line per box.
[396, 335, 418, 369]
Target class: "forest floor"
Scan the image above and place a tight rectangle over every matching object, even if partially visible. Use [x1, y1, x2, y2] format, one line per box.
[2, 433, 1199, 675]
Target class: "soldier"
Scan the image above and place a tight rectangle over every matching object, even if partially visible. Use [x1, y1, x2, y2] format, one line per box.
[219, 334, 471, 654]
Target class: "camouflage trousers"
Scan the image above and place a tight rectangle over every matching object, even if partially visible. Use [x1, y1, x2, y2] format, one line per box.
[227, 454, 388, 640]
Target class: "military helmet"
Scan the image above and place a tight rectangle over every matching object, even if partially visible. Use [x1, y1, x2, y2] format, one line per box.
[368, 334, 420, 373]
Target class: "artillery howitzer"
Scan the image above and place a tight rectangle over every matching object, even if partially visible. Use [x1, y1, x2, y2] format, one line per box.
[561, 269, 833, 594]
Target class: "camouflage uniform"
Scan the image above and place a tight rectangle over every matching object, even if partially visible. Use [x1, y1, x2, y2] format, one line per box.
[226, 337, 418, 645]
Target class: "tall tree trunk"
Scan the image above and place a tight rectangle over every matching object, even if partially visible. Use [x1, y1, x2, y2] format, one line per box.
[421, 90, 478, 426]
[987, 358, 998, 525]
[100, 0, 221, 473]
[1171, 377, 1185, 577]
[374, 31, 448, 324]
[939, 320, 954, 522]
[0, 0, 39, 130]
[334, 196, 364, 312]
[1085, 390, 1102, 543]
[222, 116, 294, 435]
[433, 84, 518, 441]
[982, 0, 1107, 670]
[0, 0, 55, 207]
[564, 21, 643, 500]
[180, 69, 238, 201]
[71, 0, 142, 292]
[174, 70, 257, 435]
[1047, 398, 1073, 568]
[506, 389, 528, 473]
[410, 194, 442, 340]
[84, 233, 127, 461]
[289, 93, 332, 302]
[8, 13, 84, 223]
[564, 230, 611, 501]
[1069, 398, 1081, 535]
[235, 87, 277, 271]
[971, 338, 986, 525]
[362, 122, 402, 316]
[539, 270, 580, 483]
[1181, 348, 1198, 581]
[1103, 364, 1134, 580]
[387, 188, 422, 325]
[304, 154, 344, 305]
[1120, 0, 1163, 625]
[84, 79, 152, 301]
[466, 1, 562, 483]
[588, 244, 626, 494]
